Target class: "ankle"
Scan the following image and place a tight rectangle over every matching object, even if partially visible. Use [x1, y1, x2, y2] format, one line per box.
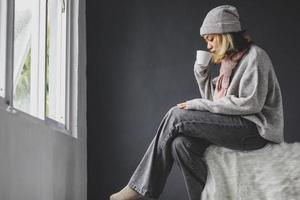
[110, 185, 143, 200]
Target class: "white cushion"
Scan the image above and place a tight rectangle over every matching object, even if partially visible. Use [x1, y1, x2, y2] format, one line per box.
[201, 142, 300, 200]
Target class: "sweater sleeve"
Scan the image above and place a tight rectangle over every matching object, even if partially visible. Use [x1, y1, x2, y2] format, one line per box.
[186, 57, 269, 115]
[193, 60, 215, 100]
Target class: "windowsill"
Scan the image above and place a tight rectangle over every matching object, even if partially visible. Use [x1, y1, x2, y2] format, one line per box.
[0, 97, 76, 138]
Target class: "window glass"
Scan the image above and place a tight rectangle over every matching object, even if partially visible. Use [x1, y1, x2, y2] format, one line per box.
[46, 0, 67, 125]
[13, 0, 33, 113]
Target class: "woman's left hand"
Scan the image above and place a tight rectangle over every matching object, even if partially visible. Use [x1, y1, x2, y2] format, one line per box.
[177, 102, 188, 109]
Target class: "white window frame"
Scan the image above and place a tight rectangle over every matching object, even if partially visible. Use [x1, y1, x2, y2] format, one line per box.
[47, 0, 67, 124]
[0, 0, 7, 98]
[0, 0, 79, 138]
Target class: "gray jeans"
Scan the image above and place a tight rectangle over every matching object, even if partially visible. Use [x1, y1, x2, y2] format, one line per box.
[128, 106, 270, 200]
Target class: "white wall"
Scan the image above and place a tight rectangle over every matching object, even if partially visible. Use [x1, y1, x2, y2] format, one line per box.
[0, 0, 87, 199]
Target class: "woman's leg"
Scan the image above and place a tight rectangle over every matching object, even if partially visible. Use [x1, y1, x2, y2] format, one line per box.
[126, 106, 269, 199]
[170, 136, 212, 200]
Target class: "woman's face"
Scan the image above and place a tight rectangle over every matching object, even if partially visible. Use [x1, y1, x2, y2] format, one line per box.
[203, 34, 221, 54]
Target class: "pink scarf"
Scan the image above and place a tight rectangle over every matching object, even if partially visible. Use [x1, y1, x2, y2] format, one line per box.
[214, 48, 248, 100]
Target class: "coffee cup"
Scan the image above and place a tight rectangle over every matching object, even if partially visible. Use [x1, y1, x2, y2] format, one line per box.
[196, 50, 212, 66]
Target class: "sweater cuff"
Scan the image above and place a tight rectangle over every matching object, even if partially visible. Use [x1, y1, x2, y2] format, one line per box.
[185, 99, 206, 110]
[194, 60, 211, 70]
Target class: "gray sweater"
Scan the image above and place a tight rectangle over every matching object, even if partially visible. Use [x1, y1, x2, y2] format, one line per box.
[186, 44, 284, 143]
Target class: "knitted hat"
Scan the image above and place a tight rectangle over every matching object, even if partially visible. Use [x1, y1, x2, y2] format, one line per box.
[200, 5, 242, 36]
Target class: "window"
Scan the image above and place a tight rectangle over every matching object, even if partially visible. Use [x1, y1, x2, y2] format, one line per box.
[0, 0, 78, 137]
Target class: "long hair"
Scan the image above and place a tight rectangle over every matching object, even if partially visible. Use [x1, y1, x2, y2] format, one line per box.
[211, 30, 253, 64]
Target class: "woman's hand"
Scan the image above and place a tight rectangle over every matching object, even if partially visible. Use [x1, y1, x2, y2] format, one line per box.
[177, 102, 188, 109]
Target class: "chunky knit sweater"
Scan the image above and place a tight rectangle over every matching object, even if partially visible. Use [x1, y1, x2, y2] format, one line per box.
[186, 44, 284, 143]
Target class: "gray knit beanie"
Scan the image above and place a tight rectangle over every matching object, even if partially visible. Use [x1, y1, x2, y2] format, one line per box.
[200, 5, 242, 36]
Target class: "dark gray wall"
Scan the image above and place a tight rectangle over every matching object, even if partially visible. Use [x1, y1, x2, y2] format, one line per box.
[87, 1, 300, 199]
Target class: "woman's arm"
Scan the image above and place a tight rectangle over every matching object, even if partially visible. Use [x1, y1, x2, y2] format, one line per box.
[193, 60, 215, 100]
[185, 57, 269, 115]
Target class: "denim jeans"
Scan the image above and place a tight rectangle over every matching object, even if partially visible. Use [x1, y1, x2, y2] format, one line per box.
[128, 106, 270, 200]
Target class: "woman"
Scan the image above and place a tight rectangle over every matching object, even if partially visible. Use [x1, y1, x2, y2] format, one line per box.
[110, 5, 284, 200]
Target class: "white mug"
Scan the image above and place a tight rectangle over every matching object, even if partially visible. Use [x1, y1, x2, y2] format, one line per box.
[196, 50, 212, 66]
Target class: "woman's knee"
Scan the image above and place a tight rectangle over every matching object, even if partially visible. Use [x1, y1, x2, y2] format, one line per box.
[166, 105, 180, 116]
[165, 106, 186, 125]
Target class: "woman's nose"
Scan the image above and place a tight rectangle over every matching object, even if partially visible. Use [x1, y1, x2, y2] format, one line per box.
[207, 43, 212, 51]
